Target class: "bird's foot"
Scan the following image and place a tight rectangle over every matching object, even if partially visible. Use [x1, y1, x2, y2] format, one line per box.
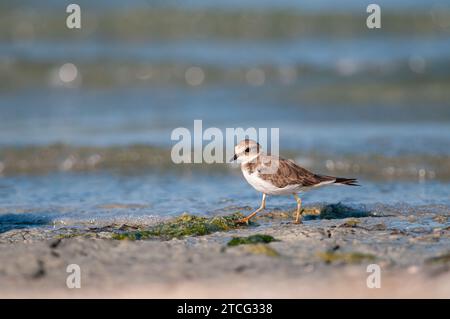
[236, 218, 250, 225]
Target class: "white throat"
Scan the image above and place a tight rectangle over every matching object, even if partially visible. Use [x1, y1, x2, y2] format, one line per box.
[240, 152, 261, 165]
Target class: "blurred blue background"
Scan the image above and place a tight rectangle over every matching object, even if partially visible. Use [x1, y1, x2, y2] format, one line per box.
[0, 1, 449, 229]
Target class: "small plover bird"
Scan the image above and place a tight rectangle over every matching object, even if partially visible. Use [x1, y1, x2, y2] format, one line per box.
[231, 139, 359, 224]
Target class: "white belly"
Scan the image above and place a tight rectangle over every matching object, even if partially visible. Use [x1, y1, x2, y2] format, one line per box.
[242, 170, 336, 195]
[242, 169, 301, 195]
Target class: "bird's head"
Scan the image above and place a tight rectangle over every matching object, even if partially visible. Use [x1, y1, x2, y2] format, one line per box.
[230, 139, 262, 163]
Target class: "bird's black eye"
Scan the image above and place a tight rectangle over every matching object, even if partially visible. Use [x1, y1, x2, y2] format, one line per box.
[245, 147, 250, 153]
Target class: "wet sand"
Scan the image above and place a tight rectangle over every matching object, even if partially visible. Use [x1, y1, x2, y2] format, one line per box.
[0, 204, 449, 298]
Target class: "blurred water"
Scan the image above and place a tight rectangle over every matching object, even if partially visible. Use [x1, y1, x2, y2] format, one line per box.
[4, 0, 450, 11]
[0, 1, 449, 229]
[0, 171, 449, 228]
[4, 37, 450, 66]
[1, 88, 449, 156]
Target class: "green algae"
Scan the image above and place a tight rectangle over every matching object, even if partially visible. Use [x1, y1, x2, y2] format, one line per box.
[243, 244, 280, 257]
[227, 234, 278, 247]
[226, 234, 280, 257]
[318, 251, 376, 264]
[339, 218, 361, 228]
[316, 203, 371, 220]
[112, 212, 244, 240]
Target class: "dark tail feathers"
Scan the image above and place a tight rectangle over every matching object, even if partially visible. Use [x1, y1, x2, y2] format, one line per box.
[334, 177, 360, 186]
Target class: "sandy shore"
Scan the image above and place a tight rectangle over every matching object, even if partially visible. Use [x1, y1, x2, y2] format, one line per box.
[0, 204, 449, 298]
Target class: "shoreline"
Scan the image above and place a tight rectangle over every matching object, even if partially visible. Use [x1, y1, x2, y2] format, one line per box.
[0, 205, 449, 298]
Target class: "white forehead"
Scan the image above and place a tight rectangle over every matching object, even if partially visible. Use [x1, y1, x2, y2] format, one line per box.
[235, 140, 259, 153]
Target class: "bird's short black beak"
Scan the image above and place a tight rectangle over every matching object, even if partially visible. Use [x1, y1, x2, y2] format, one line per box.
[230, 154, 238, 162]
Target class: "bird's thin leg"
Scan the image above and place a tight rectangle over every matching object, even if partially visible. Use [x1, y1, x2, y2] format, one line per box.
[238, 193, 267, 224]
[293, 193, 303, 224]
